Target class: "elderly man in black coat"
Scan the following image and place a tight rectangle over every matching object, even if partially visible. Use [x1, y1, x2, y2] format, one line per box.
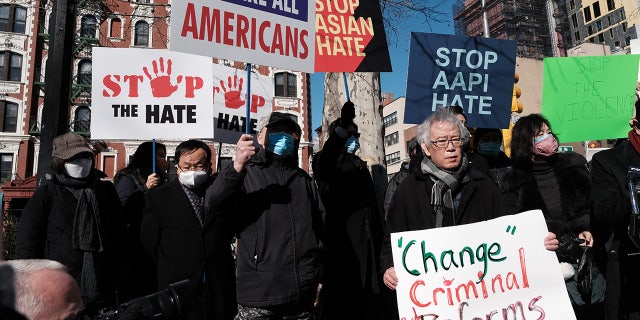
[141, 140, 236, 320]
[381, 108, 507, 293]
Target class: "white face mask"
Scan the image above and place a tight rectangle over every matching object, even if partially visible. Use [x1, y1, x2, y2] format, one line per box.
[64, 158, 92, 179]
[179, 170, 209, 189]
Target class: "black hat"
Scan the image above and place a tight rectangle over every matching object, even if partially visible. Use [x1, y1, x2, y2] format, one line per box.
[259, 112, 301, 135]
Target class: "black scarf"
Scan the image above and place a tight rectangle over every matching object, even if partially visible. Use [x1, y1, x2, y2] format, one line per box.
[421, 155, 470, 227]
[56, 171, 103, 300]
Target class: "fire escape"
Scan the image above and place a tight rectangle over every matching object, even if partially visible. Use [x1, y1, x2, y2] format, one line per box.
[31, 0, 105, 136]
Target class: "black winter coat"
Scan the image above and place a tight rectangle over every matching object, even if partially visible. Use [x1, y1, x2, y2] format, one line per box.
[501, 152, 590, 249]
[15, 170, 122, 308]
[314, 132, 384, 318]
[381, 166, 505, 272]
[215, 149, 324, 308]
[590, 140, 640, 317]
[140, 177, 236, 320]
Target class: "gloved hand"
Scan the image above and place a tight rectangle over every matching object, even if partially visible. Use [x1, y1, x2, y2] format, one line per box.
[341, 101, 355, 123]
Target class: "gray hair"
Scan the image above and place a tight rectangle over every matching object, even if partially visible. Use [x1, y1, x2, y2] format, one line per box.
[416, 107, 470, 146]
[1, 259, 67, 319]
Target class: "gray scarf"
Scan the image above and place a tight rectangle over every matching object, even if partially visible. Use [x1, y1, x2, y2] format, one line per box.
[421, 155, 469, 227]
[56, 173, 103, 300]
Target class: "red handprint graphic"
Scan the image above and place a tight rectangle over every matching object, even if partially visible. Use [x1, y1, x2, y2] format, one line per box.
[143, 57, 183, 98]
[214, 74, 266, 113]
[215, 75, 244, 109]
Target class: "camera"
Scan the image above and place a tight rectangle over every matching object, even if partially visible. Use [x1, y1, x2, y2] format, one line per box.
[627, 167, 640, 250]
[94, 280, 191, 320]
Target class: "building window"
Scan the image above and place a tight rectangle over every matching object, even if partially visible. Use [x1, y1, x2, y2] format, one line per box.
[571, 14, 578, 28]
[588, 25, 594, 35]
[574, 31, 580, 41]
[78, 60, 91, 85]
[80, 15, 97, 38]
[626, 36, 631, 46]
[622, 22, 627, 32]
[384, 132, 399, 147]
[385, 151, 400, 165]
[1, 101, 17, 132]
[607, 0, 615, 10]
[134, 21, 149, 46]
[598, 33, 605, 42]
[0, 153, 12, 183]
[569, 0, 575, 10]
[383, 111, 397, 128]
[110, 18, 122, 38]
[0, 51, 22, 82]
[583, 7, 592, 22]
[596, 21, 603, 31]
[74, 106, 91, 134]
[621, 11, 626, 21]
[593, 2, 601, 18]
[274, 72, 297, 97]
[609, 29, 614, 38]
[0, 5, 26, 34]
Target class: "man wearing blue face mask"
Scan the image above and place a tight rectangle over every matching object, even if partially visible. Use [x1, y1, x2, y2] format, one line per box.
[213, 112, 325, 320]
[141, 140, 237, 320]
[15, 132, 123, 316]
[312, 101, 385, 320]
[471, 128, 512, 188]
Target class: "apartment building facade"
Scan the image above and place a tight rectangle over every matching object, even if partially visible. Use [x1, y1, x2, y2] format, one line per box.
[0, 0, 313, 213]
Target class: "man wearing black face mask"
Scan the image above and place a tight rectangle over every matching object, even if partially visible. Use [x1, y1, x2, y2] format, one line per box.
[312, 101, 385, 319]
[141, 140, 237, 320]
[212, 112, 324, 320]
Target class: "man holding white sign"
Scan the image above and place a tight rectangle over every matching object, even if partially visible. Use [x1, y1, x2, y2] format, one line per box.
[381, 108, 560, 317]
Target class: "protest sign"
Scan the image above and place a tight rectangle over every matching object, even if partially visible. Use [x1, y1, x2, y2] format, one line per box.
[170, 0, 315, 73]
[213, 64, 273, 144]
[404, 32, 516, 128]
[391, 210, 576, 319]
[314, 0, 391, 72]
[541, 55, 640, 142]
[91, 48, 214, 140]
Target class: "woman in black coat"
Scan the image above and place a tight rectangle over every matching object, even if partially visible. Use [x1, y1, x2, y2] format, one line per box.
[15, 133, 123, 315]
[501, 114, 600, 319]
[113, 141, 168, 300]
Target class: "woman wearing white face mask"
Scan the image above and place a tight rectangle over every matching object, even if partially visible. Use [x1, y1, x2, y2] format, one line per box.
[15, 133, 124, 317]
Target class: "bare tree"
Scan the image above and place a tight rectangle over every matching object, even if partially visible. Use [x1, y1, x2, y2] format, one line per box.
[319, 0, 451, 209]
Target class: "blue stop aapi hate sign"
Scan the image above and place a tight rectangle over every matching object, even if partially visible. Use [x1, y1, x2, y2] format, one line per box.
[404, 32, 517, 128]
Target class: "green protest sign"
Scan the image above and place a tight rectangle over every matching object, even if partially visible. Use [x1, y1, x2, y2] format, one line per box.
[542, 55, 640, 143]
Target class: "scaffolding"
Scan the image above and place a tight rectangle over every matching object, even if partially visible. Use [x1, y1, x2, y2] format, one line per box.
[453, 0, 566, 58]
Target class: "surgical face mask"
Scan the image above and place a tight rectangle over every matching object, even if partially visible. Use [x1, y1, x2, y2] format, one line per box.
[344, 136, 360, 154]
[533, 133, 558, 157]
[268, 132, 295, 156]
[64, 158, 92, 179]
[179, 170, 209, 189]
[477, 142, 501, 157]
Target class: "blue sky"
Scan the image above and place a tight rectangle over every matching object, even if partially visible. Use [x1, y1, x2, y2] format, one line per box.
[309, 3, 457, 134]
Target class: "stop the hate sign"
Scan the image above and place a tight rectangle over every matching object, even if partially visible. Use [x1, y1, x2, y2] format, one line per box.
[404, 32, 516, 128]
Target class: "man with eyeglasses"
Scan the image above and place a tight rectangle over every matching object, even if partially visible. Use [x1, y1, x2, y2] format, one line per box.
[380, 107, 506, 293]
[141, 140, 237, 320]
[213, 112, 324, 320]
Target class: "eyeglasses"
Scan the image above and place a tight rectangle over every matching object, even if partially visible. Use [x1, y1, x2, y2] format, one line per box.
[176, 164, 208, 171]
[430, 138, 464, 149]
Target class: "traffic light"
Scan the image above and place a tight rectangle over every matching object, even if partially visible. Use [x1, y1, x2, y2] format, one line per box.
[512, 73, 524, 113]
